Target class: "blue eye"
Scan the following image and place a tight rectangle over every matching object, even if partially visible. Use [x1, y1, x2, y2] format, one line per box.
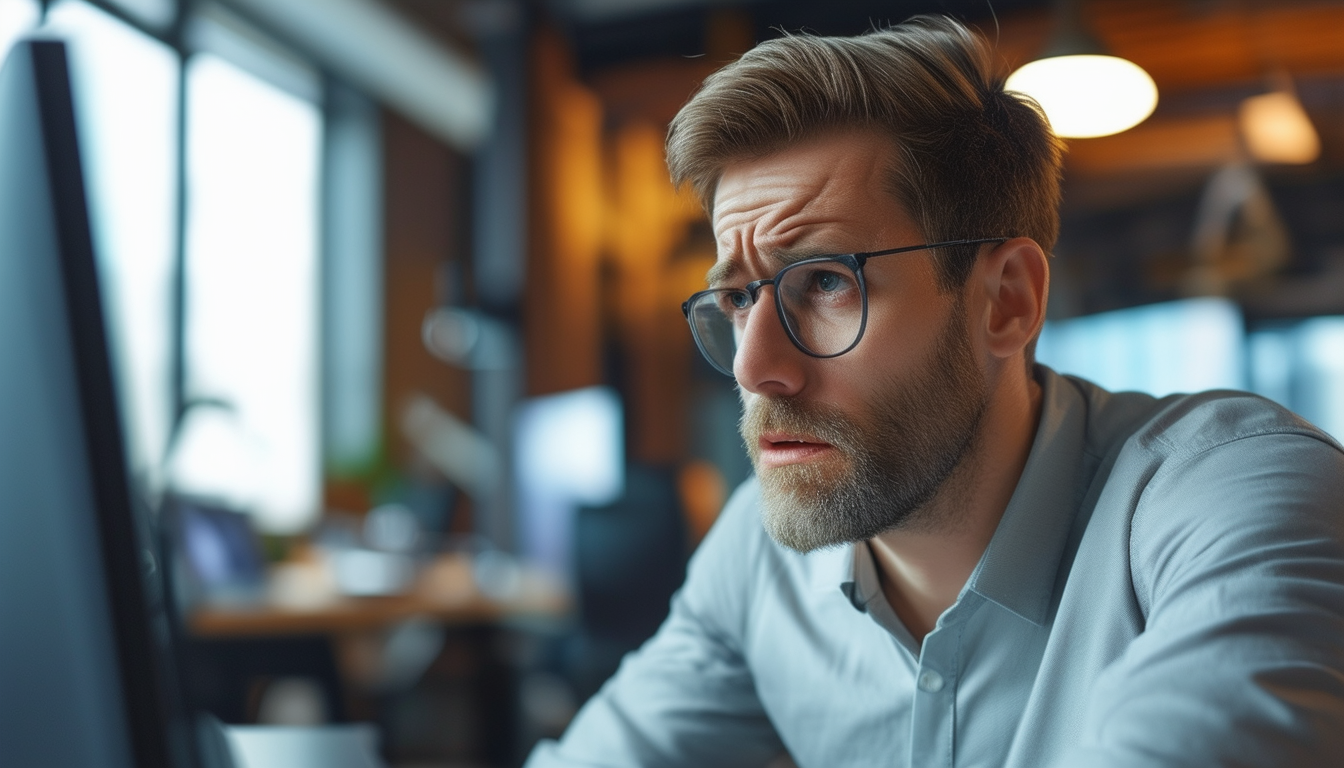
[815, 272, 842, 292]
[725, 290, 750, 310]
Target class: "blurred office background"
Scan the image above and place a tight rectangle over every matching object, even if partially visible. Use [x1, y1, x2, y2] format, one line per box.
[3, 0, 1344, 765]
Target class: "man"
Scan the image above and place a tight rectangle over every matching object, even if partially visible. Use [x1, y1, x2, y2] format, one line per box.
[527, 16, 1344, 768]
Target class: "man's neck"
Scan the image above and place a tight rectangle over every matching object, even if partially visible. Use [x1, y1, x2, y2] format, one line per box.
[868, 370, 1043, 643]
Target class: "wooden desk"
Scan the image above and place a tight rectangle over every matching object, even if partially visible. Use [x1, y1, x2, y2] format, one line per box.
[189, 553, 571, 638]
[184, 553, 570, 763]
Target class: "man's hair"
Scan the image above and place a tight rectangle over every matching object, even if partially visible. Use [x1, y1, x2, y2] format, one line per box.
[666, 15, 1064, 290]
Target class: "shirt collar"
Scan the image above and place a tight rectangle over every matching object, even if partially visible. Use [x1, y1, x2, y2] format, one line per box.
[837, 366, 1093, 626]
[964, 366, 1092, 625]
[842, 540, 881, 612]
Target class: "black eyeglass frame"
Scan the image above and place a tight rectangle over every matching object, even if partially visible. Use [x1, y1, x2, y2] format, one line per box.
[681, 237, 1008, 377]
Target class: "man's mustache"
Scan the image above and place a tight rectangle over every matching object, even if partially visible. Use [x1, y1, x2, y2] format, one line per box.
[739, 396, 861, 454]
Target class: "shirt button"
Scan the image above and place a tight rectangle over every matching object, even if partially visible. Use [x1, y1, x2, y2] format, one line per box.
[917, 671, 945, 693]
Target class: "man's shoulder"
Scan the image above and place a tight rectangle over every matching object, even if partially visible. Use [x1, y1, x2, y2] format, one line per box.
[1052, 370, 1341, 464]
[1053, 375, 1344, 621]
[1133, 388, 1338, 460]
[1070, 377, 1344, 548]
[1103, 385, 1344, 522]
[1047, 371, 1344, 555]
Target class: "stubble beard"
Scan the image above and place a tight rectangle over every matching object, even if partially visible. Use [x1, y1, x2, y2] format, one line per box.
[741, 299, 989, 553]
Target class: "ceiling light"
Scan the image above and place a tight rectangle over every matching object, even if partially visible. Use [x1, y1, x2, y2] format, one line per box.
[1005, 0, 1158, 139]
[1239, 86, 1320, 165]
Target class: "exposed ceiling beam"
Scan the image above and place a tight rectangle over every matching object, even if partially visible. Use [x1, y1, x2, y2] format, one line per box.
[225, 0, 494, 151]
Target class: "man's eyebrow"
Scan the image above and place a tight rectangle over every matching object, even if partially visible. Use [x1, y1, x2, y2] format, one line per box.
[704, 259, 739, 287]
[703, 248, 836, 287]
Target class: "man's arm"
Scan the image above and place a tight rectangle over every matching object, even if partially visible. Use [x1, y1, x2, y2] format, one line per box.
[1058, 430, 1344, 767]
[525, 480, 785, 768]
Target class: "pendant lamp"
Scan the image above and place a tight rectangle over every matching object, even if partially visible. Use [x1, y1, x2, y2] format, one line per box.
[1005, 0, 1158, 139]
[1239, 74, 1320, 165]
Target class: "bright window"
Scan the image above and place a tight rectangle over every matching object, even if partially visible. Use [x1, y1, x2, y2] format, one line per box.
[1036, 298, 1246, 397]
[1250, 317, 1344, 441]
[181, 52, 321, 533]
[44, 0, 179, 491]
[0, 1, 39, 75]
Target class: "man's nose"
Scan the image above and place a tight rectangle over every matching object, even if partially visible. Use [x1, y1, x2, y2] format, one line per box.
[733, 289, 806, 397]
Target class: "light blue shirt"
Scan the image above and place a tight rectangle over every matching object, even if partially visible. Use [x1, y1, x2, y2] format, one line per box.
[527, 367, 1344, 767]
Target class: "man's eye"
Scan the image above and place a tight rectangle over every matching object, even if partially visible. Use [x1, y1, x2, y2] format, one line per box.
[717, 290, 750, 311]
[805, 269, 855, 294]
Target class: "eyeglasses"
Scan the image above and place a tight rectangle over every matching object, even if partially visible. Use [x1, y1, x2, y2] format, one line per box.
[681, 238, 1006, 378]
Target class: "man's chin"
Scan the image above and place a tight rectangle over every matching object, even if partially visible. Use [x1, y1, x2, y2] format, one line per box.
[757, 475, 858, 554]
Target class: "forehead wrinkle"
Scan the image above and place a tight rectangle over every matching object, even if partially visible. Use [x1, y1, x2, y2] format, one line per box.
[707, 142, 884, 288]
[706, 198, 800, 287]
[704, 243, 830, 287]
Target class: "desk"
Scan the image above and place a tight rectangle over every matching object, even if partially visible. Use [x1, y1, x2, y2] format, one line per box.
[189, 553, 571, 638]
[185, 554, 570, 765]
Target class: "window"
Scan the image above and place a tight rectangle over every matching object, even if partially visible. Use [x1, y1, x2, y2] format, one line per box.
[1250, 318, 1344, 440]
[1036, 298, 1246, 397]
[180, 51, 322, 533]
[0, 1, 39, 77]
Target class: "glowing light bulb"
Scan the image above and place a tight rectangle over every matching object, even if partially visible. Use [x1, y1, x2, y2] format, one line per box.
[1006, 54, 1159, 139]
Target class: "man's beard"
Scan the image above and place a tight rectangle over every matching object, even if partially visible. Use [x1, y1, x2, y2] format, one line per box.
[740, 299, 988, 553]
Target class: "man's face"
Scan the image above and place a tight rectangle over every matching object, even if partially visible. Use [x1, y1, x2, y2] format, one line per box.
[710, 131, 990, 552]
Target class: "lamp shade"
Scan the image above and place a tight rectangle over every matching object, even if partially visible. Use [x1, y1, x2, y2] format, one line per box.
[1239, 89, 1320, 165]
[1007, 54, 1158, 139]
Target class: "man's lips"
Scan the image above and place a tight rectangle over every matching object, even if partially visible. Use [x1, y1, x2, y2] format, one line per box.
[756, 433, 837, 468]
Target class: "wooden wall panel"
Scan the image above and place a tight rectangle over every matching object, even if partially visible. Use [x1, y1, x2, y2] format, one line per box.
[382, 110, 471, 468]
[526, 30, 605, 397]
[609, 124, 703, 463]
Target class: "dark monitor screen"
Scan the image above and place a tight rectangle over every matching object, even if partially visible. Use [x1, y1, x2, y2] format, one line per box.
[0, 40, 197, 767]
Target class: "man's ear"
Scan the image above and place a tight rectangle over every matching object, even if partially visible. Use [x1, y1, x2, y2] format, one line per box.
[974, 238, 1049, 360]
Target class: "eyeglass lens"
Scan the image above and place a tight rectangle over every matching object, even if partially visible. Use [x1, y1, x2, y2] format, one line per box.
[688, 259, 864, 375]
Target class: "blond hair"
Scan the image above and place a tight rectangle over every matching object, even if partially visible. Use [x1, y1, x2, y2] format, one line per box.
[666, 15, 1063, 289]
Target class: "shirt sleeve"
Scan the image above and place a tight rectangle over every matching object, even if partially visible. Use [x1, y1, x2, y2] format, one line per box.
[1057, 429, 1344, 768]
[524, 479, 786, 768]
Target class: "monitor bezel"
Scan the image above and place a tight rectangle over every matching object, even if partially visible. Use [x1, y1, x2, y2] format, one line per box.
[30, 38, 196, 768]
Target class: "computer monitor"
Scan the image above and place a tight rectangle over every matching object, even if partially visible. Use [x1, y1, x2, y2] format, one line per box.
[0, 40, 198, 767]
[513, 386, 624, 577]
[170, 495, 268, 603]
